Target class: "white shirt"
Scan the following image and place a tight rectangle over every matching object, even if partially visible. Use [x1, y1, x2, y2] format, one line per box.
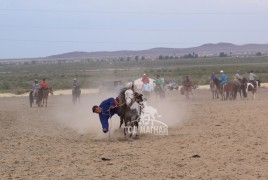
[249, 72, 256, 81]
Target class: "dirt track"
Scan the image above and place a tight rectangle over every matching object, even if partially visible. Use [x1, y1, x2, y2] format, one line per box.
[0, 88, 268, 179]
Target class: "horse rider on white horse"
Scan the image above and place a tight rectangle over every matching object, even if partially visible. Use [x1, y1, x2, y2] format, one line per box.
[249, 70, 257, 89]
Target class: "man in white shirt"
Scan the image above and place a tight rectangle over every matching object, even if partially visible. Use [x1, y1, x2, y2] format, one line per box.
[249, 70, 257, 88]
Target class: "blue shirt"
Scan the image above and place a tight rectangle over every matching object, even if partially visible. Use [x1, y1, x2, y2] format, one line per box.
[73, 82, 80, 88]
[210, 74, 218, 81]
[32, 83, 40, 91]
[99, 97, 120, 131]
[220, 74, 227, 85]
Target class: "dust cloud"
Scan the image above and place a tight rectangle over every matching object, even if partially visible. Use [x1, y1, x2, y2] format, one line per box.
[49, 90, 190, 139]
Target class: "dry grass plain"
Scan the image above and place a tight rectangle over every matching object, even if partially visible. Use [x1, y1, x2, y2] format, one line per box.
[0, 87, 268, 179]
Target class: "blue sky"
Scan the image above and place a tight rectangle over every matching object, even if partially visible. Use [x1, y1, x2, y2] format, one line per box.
[0, 0, 267, 59]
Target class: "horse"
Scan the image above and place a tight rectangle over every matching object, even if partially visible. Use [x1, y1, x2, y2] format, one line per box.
[180, 85, 193, 99]
[241, 78, 260, 99]
[118, 87, 144, 138]
[213, 78, 236, 100]
[40, 87, 53, 107]
[191, 81, 199, 90]
[72, 86, 81, 104]
[210, 81, 219, 99]
[29, 88, 43, 107]
[154, 84, 165, 100]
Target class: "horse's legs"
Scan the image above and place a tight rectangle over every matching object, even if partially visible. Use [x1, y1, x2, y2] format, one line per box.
[119, 116, 124, 128]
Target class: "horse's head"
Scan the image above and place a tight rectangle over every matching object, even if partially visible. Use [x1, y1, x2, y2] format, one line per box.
[48, 87, 53, 95]
[256, 80, 261, 87]
[134, 92, 144, 103]
[125, 89, 134, 106]
[242, 77, 247, 84]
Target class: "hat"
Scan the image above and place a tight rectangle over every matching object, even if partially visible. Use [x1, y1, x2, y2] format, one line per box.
[220, 70, 224, 73]
[74, 78, 77, 81]
[34, 79, 38, 82]
[143, 73, 146, 76]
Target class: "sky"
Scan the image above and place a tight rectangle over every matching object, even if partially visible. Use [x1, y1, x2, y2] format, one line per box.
[0, 0, 268, 59]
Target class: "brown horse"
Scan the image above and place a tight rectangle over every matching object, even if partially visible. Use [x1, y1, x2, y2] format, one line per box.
[180, 85, 193, 99]
[210, 81, 219, 99]
[40, 87, 53, 107]
[191, 81, 199, 90]
[213, 78, 239, 100]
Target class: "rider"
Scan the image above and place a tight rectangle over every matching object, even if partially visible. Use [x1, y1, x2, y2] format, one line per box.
[142, 73, 150, 85]
[155, 75, 164, 89]
[32, 79, 40, 97]
[40, 78, 48, 88]
[72, 78, 80, 94]
[234, 70, 243, 85]
[249, 70, 257, 88]
[142, 73, 151, 98]
[40, 78, 48, 94]
[183, 75, 191, 88]
[219, 70, 227, 87]
[92, 97, 121, 133]
[210, 72, 218, 82]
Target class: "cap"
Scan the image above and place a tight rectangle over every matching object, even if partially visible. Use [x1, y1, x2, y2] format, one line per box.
[74, 78, 77, 81]
[34, 79, 38, 82]
[143, 73, 146, 76]
[220, 70, 224, 73]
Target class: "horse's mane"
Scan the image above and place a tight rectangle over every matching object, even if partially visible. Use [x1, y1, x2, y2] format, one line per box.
[118, 87, 132, 114]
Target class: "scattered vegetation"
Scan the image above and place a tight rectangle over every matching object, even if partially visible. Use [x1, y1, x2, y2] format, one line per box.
[0, 55, 268, 93]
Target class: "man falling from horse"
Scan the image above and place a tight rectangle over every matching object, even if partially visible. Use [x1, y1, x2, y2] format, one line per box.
[92, 97, 121, 133]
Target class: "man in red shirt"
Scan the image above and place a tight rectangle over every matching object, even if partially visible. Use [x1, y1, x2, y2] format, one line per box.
[40, 78, 48, 89]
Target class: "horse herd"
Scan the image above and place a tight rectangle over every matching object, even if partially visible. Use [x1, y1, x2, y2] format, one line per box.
[210, 78, 261, 100]
[27, 79, 261, 139]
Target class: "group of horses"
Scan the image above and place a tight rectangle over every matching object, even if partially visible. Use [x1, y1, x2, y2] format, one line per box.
[29, 87, 53, 107]
[210, 78, 261, 100]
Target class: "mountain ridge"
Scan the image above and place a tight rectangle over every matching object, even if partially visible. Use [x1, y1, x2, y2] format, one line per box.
[47, 42, 268, 59]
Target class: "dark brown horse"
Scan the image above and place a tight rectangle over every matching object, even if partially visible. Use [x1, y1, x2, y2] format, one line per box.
[180, 81, 195, 99]
[29, 88, 43, 107]
[40, 87, 53, 107]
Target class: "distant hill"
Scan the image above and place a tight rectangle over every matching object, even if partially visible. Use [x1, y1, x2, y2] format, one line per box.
[47, 43, 268, 59]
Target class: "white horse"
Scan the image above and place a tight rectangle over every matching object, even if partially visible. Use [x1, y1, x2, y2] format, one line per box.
[119, 87, 144, 138]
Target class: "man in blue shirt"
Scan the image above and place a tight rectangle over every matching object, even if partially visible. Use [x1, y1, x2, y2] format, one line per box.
[92, 97, 121, 133]
[219, 70, 227, 86]
[32, 79, 40, 97]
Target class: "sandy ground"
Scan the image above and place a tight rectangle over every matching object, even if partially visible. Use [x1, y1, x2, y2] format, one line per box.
[0, 88, 268, 179]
